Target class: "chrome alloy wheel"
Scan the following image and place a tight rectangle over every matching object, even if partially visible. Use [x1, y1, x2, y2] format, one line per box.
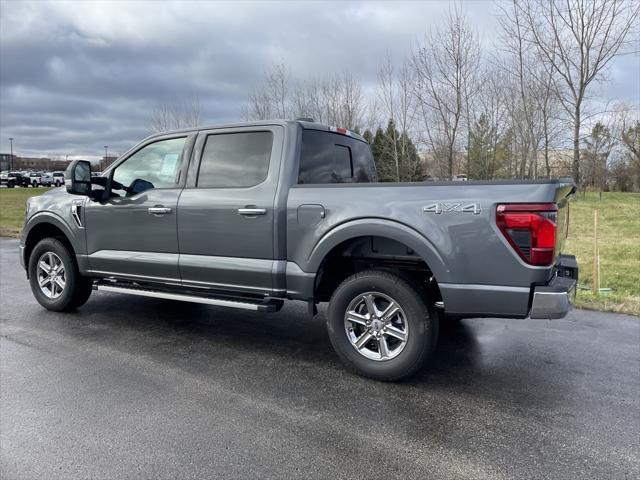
[344, 292, 409, 361]
[37, 251, 66, 299]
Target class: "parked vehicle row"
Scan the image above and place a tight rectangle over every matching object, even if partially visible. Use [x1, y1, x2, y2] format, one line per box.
[0, 170, 65, 188]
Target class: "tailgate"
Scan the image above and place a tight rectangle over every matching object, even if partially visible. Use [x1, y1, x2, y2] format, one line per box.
[554, 179, 577, 257]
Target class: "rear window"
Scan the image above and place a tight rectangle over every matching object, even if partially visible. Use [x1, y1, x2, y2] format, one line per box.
[298, 130, 376, 184]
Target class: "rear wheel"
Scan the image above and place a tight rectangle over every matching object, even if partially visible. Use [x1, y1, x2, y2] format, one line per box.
[28, 238, 92, 311]
[327, 269, 438, 381]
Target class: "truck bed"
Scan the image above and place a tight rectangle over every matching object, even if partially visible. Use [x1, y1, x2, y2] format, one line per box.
[286, 179, 574, 318]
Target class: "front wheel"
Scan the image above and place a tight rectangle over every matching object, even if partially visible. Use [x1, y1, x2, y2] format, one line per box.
[28, 238, 92, 312]
[326, 270, 438, 381]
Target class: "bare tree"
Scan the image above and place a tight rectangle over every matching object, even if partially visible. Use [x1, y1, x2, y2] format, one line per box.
[337, 71, 365, 130]
[532, 61, 562, 178]
[266, 64, 290, 119]
[245, 65, 367, 131]
[149, 94, 201, 133]
[519, 0, 639, 183]
[244, 64, 292, 120]
[377, 54, 419, 181]
[611, 103, 640, 190]
[469, 66, 511, 179]
[495, 1, 565, 179]
[304, 72, 365, 129]
[411, 6, 481, 180]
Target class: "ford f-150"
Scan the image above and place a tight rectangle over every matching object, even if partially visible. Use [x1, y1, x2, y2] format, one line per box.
[20, 119, 578, 380]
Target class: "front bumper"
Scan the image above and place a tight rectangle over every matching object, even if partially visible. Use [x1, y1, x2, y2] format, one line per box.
[530, 254, 578, 319]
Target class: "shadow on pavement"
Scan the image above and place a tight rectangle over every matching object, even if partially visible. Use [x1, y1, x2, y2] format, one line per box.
[46, 293, 569, 406]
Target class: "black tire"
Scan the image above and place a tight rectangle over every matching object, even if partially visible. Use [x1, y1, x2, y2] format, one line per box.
[69, 279, 93, 308]
[326, 269, 439, 381]
[28, 238, 92, 312]
[7, 181, 14, 188]
[32, 181, 37, 188]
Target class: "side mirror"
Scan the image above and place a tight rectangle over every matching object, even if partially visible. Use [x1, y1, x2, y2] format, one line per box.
[65, 160, 92, 196]
[128, 178, 154, 195]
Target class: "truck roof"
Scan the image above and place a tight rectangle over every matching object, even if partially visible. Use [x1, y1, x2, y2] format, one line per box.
[143, 119, 366, 143]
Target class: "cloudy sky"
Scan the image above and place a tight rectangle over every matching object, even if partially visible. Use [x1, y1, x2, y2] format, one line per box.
[1, 0, 638, 160]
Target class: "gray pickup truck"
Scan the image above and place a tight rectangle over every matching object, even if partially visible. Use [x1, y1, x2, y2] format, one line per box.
[20, 120, 578, 380]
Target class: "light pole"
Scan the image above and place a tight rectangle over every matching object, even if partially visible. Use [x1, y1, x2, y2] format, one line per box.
[104, 145, 108, 167]
[9, 137, 14, 170]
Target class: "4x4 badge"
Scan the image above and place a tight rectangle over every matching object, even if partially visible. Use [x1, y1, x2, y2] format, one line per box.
[423, 202, 482, 215]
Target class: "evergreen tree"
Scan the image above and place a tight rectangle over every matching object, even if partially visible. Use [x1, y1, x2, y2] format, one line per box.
[371, 120, 423, 182]
[583, 122, 613, 189]
[398, 131, 423, 182]
[371, 127, 395, 181]
[468, 114, 494, 179]
[494, 128, 513, 179]
[468, 114, 509, 180]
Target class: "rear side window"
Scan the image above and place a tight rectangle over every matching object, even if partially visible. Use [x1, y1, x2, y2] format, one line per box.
[298, 130, 376, 184]
[197, 131, 273, 188]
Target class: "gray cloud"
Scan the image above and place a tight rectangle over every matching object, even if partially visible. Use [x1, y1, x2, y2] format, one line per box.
[1, 0, 638, 158]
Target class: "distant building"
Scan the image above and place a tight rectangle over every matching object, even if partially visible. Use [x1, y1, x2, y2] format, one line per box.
[12, 157, 73, 171]
[98, 155, 118, 171]
[0, 153, 16, 171]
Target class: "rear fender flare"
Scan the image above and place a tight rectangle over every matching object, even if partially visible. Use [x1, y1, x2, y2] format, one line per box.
[306, 218, 451, 282]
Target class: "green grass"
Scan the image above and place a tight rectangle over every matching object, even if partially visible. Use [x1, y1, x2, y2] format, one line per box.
[1, 187, 638, 315]
[0, 187, 49, 237]
[565, 191, 640, 316]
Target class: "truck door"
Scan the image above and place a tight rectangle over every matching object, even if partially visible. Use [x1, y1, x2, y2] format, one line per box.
[177, 126, 284, 295]
[84, 135, 192, 282]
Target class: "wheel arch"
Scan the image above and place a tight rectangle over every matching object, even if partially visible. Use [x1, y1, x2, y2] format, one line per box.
[23, 213, 81, 276]
[307, 219, 449, 279]
[307, 219, 449, 303]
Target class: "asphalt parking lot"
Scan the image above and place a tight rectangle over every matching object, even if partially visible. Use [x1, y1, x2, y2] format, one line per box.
[1, 238, 638, 479]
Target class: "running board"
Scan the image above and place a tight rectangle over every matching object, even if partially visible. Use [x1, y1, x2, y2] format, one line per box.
[95, 284, 282, 312]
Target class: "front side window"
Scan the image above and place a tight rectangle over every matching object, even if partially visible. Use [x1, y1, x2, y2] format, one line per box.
[112, 137, 186, 196]
[197, 131, 273, 188]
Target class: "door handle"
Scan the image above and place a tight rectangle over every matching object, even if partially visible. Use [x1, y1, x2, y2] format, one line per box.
[238, 207, 267, 216]
[148, 206, 172, 216]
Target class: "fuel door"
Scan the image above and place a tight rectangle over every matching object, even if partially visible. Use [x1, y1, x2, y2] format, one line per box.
[297, 204, 325, 227]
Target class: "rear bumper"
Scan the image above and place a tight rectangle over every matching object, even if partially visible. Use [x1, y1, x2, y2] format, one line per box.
[530, 254, 578, 319]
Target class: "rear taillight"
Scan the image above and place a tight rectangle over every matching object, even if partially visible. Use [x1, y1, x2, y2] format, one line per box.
[496, 203, 558, 266]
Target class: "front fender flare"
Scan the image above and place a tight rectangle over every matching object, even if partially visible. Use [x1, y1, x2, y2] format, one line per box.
[305, 218, 451, 283]
[23, 211, 85, 256]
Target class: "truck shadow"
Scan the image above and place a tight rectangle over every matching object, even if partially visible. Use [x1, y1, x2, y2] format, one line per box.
[63, 293, 571, 409]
